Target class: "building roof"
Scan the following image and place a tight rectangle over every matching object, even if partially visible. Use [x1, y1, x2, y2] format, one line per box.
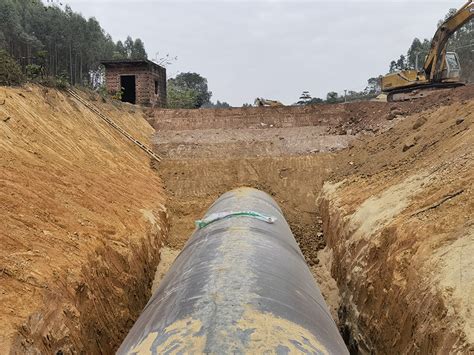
[100, 59, 165, 70]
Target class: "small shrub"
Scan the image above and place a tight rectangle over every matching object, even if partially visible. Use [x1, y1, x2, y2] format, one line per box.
[111, 88, 124, 101]
[0, 50, 24, 86]
[26, 64, 43, 79]
[37, 73, 70, 90]
[54, 73, 69, 89]
[96, 85, 108, 101]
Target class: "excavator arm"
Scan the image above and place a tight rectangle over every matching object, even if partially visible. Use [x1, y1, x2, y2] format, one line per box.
[423, 0, 473, 81]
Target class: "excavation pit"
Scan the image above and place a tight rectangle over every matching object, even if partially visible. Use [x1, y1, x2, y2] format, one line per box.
[1, 85, 472, 354]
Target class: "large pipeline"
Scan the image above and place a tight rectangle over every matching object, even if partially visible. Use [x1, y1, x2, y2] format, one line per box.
[118, 187, 348, 354]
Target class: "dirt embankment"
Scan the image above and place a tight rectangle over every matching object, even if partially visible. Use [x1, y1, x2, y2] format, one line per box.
[319, 99, 473, 353]
[150, 85, 473, 133]
[152, 86, 474, 161]
[0, 86, 168, 353]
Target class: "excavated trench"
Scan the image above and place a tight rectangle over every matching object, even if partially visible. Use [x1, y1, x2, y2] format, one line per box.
[146, 102, 400, 352]
[151, 155, 360, 351]
[3, 86, 472, 353]
[148, 89, 474, 354]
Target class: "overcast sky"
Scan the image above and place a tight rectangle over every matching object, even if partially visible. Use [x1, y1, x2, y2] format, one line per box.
[62, 0, 463, 105]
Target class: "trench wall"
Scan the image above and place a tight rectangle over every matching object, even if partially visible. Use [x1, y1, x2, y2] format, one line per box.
[0, 86, 168, 353]
[150, 101, 393, 132]
[318, 100, 474, 353]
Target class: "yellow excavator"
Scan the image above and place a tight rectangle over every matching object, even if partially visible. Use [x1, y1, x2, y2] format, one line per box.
[382, 0, 473, 101]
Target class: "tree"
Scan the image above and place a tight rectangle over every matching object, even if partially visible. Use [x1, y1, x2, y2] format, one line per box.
[113, 40, 127, 59]
[295, 91, 323, 105]
[131, 38, 147, 59]
[396, 55, 407, 71]
[111, 37, 147, 60]
[0, 50, 24, 85]
[297, 90, 312, 105]
[389, 60, 398, 73]
[0, 0, 150, 86]
[365, 77, 381, 95]
[124, 36, 134, 58]
[202, 100, 231, 108]
[389, 55, 408, 73]
[168, 72, 212, 108]
[326, 91, 340, 103]
[167, 80, 199, 109]
[407, 38, 431, 70]
[307, 97, 323, 105]
[153, 52, 178, 67]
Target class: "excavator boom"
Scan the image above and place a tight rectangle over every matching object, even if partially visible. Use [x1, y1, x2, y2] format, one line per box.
[424, 0, 474, 81]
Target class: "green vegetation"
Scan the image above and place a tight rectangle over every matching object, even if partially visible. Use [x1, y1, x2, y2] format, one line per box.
[114, 37, 148, 61]
[211, 101, 231, 108]
[0, 50, 24, 85]
[202, 100, 231, 108]
[167, 73, 212, 108]
[0, 0, 148, 87]
[295, 78, 380, 106]
[167, 82, 199, 109]
[296, 91, 324, 105]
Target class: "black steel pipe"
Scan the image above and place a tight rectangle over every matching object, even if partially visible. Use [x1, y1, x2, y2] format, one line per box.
[118, 187, 348, 354]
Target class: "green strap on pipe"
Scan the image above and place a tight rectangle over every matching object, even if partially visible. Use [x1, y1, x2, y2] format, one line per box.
[195, 211, 277, 229]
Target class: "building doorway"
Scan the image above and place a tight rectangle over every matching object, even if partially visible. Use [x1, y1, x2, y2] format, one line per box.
[120, 75, 136, 104]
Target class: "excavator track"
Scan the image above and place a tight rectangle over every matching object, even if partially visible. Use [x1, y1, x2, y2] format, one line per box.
[386, 82, 465, 102]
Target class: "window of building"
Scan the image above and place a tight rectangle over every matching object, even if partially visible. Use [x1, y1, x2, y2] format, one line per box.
[155, 80, 159, 95]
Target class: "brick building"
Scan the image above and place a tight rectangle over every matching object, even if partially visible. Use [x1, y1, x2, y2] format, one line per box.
[101, 59, 167, 107]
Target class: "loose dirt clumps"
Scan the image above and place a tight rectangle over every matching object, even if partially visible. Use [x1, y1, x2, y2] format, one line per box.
[0, 86, 168, 353]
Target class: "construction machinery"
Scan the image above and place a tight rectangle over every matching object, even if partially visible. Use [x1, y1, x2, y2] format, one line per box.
[382, 0, 473, 101]
[254, 97, 284, 107]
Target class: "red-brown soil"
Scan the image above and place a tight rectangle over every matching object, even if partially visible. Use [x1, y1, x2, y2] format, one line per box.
[1, 84, 472, 354]
[0, 86, 167, 354]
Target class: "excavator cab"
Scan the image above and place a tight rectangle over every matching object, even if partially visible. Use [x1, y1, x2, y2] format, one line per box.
[443, 52, 461, 81]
